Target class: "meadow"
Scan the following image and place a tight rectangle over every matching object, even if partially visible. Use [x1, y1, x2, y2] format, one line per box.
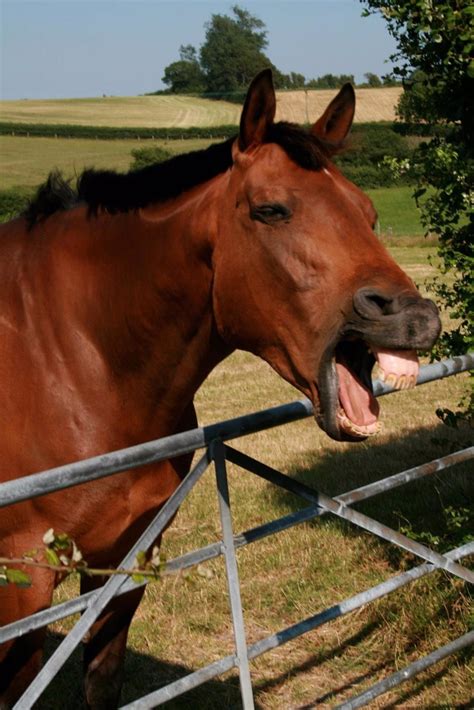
[1, 124, 472, 708]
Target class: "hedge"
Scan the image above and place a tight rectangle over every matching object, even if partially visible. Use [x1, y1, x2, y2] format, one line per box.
[0, 120, 443, 142]
[0, 122, 238, 141]
[0, 187, 34, 223]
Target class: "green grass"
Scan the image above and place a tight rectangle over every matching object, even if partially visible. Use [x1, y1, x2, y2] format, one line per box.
[0, 135, 215, 190]
[367, 185, 426, 237]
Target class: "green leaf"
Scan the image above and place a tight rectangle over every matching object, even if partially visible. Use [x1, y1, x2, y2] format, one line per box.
[44, 548, 61, 566]
[467, 60, 474, 78]
[135, 550, 147, 567]
[6, 568, 32, 587]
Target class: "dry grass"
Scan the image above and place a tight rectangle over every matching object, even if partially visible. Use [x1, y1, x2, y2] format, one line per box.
[0, 87, 402, 129]
[40, 251, 473, 709]
[276, 87, 403, 124]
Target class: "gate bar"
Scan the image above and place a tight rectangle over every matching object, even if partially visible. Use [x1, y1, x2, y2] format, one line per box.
[1, 354, 472, 509]
[2, 446, 472, 644]
[118, 541, 474, 708]
[225, 447, 474, 583]
[336, 629, 474, 710]
[14, 450, 212, 710]
[213, 441, 255, 709]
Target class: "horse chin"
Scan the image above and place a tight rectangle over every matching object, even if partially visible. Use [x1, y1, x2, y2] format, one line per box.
[316, 339, 380, 442]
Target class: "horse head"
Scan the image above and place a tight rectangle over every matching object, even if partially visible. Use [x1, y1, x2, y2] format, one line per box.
[212, 70, 441, 441]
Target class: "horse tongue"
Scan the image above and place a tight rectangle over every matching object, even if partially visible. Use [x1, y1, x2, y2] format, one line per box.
[335, 359, 380, 437]
[371, 347, 420, 390]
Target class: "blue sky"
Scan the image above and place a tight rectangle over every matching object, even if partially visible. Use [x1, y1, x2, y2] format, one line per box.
[1, 0, 397, 100]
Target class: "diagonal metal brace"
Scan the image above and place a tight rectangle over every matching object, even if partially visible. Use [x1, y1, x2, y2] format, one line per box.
[224, 446, 474, 585]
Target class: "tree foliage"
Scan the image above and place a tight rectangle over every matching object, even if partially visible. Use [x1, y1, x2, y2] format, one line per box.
[362, 0, 474, 415]
[161, 5, 388, 95]
[199, 5, 273, 94]
[162, 44, 206, 94]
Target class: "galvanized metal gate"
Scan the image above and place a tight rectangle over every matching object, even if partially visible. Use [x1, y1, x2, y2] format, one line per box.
[1, 354, 473, 709]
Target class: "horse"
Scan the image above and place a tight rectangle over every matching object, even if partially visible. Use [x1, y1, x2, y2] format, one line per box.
[0, 69, 440, 708]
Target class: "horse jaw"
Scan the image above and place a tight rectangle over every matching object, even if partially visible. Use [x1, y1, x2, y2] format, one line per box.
[316, 339, 420, 442]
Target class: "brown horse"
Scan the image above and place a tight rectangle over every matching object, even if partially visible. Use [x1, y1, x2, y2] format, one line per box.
[0, 70, 440, 708]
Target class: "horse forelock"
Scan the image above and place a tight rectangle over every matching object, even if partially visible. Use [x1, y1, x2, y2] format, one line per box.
[23, 124, 334, 227]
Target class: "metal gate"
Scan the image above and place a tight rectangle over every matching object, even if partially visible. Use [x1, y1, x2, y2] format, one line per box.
[1, 353, 473, 709]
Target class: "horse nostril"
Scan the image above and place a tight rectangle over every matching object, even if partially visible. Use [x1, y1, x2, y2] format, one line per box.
[353, 288, 399, 318]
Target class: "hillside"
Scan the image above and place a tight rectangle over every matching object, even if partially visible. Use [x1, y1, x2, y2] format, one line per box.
[0, 88, 403, 128]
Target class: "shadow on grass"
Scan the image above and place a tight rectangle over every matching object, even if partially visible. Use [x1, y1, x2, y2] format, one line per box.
[265, 420, 473, 553]
[39, 632, 251, 709]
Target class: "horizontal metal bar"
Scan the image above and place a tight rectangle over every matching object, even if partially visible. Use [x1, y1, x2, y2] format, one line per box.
[1, 354, 472, 508]
[341, 446, 474, 505]
[373, 352, 474, 397]
[224, 447, 474, 584]
[336, 629, 474, 710]
[0, 507, 321, 645]
[225, 446, 474, 510]
[247, 541, 474, 660]
[4, 444, 470, 645]
[121, 541, 474, 709]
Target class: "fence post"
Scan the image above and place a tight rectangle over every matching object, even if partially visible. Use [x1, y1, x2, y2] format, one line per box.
[213, 440, 255, 710]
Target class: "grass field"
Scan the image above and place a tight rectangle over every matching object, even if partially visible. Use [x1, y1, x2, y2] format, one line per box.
[2, 125, 472, 708]
[0, 87, 403, 128]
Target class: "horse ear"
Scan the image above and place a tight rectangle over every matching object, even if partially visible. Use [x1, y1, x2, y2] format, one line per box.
[239, 69, 276, 151]
[311, 83, 355, 145]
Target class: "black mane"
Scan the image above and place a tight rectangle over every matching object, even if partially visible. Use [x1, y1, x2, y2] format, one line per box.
[25, 123, 331, 227]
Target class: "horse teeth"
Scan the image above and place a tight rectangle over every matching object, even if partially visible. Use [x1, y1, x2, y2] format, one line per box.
[385, 373, 398, 389]
[336, 410, 382, 437]
[372, 363, 384, 381]
[397, 374, 407, 390]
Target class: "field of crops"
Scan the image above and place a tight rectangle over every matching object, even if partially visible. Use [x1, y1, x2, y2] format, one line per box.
[0, 87, 403, 128]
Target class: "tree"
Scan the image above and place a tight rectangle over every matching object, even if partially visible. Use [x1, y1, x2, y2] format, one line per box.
[362, 1, 474, 418]
[396, 69, 438, 123]
[162, 44, 205, 93]
[199, 5, 274, 95]
[364, 72, 382, 87]
[305, 73, 355, 89]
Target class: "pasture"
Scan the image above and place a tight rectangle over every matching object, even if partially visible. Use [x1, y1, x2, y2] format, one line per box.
[0, 87, 403, 128]
[1, 127, 472, 708]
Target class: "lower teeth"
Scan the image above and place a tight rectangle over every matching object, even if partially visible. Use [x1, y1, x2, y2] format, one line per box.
[337, 409, 381, 437]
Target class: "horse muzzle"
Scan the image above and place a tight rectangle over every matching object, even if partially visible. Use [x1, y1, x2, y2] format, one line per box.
[315, 289, 441, 442]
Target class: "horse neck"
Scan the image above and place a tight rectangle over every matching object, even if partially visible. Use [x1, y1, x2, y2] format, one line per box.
[55, 179, 230, 426]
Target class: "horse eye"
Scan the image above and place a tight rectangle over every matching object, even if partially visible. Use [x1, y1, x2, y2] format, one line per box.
[250, 203, 292, 224]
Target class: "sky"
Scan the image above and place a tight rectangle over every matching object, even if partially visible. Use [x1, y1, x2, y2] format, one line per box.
[0, 0, 398, 100]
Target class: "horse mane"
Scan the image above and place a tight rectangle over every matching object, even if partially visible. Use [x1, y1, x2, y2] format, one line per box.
[24, 123, 331, 227]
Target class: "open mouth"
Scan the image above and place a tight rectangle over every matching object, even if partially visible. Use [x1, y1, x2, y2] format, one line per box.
[317, 338, 420, 441]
